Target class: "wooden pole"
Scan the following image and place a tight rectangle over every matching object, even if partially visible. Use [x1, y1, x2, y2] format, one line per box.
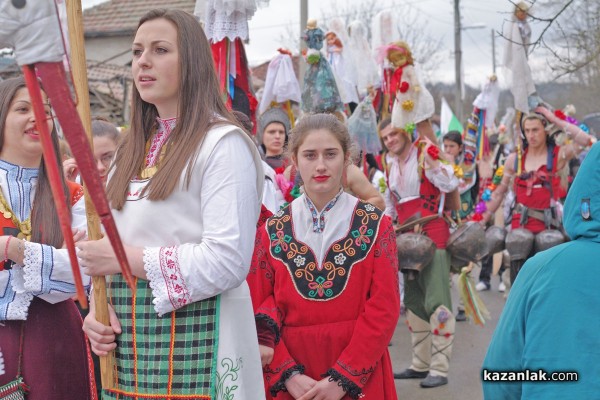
[65, 0, 115, 389]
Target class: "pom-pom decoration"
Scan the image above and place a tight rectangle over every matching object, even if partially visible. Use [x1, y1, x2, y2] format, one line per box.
[427, 145, 440, 160]
[554, 110, 567, 121]
[474, 201, 487, 214]
[453, 164, 464, 179]
[482, 188, 492, 202]
[401, 99, 414, 111]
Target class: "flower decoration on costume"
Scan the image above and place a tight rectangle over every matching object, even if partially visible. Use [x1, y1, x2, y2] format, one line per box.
[472, 166, 504, 222]
[453, 164, 464, 179]
[580, 124, 590, 133]
[404, 122, 416, 135]
[294, 255, 306, 267]
[378, 177, 387, 194]
[402, 99, 414, 112]
[334, 253, 347, 265]
[554, 109, 567, 121]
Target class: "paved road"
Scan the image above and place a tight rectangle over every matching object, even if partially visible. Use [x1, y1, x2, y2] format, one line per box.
[389, 267, 507, 400]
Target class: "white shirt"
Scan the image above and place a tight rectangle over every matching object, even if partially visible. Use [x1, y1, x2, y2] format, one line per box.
[384, 147, 459, 219]
[291, 191, 359, 266]
[0, 160, 89, 320]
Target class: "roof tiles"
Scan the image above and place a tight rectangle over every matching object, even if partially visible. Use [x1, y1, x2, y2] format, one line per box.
[84, 0, 196, 37]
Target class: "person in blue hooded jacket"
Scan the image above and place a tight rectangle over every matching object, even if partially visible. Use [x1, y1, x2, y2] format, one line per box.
[481, 142, 600, 399]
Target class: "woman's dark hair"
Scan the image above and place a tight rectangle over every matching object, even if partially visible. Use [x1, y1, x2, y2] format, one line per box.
[107, 9, 239, 210]
[443, 131, 463, 146]
[0, 77, 70, 247]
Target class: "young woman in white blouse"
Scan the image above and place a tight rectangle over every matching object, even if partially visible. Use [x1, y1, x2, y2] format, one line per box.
[80, 9, 265, 400]
[0, 77, 94, 399]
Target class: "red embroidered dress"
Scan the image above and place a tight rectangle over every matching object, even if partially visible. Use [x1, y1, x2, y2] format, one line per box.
[248, 192, 400, 399]
[513, 145, 565, 234]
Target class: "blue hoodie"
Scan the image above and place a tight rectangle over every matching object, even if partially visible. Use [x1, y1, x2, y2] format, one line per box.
[482, 143, 600, 399]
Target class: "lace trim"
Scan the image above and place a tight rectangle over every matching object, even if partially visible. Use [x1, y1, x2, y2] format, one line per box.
[22, 242, 43, 293]
[204, 10, 250, 41]
[269, 365, 305, 397]
[323, 369, 364, 399]
[143, 247, 170, 316]
[6, 290, 33, 320]
[255, 313, 281, 344]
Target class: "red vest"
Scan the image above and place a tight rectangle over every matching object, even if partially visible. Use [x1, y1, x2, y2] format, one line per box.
[512, 145, 565, 233]
[386, 146, 450, 249]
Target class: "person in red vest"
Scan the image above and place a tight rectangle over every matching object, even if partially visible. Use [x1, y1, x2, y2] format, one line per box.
[481, 107, 596, 283]
[379, 118, 459, 388]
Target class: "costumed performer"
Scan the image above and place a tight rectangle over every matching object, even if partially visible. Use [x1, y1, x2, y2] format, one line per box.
[479, 106, 596, 284]
[379, 118, 459, 388]
[483, 141, 600, 399]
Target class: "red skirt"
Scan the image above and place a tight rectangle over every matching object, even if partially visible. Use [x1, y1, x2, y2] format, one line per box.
[0, 298, 96, 400]
[274, 320, 397, 400]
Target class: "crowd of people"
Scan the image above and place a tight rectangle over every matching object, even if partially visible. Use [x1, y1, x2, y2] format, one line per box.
[1, 4, 598, 400]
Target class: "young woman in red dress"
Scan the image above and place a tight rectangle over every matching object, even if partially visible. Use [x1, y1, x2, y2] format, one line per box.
[248, 113, 400, 400]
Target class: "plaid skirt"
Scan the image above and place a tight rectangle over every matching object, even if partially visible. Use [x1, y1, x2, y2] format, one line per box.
[103, 276, 218, 400]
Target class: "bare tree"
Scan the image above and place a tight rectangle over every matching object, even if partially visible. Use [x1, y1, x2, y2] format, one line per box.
[497, 0, 600, 81]
[540, 0, 600, 80]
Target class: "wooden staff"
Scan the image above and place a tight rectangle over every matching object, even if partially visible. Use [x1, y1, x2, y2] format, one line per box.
[65, 0, 115, 389]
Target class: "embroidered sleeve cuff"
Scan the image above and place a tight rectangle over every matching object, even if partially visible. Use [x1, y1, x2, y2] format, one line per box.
[268, 364, 305, 397]
[144, 246, 192, 316]
[21, 241, 44, 293]
[256, 313, 281, 345]
[324, 368, 364, 399]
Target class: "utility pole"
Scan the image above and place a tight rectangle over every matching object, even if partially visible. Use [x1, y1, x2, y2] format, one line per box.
[491, 28, 496, 74]
[299, 0, 308, 84]
[454, 0, 463, 122]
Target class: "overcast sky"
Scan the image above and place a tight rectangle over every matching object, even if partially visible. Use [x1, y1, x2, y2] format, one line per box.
[82, 0, 549, 88]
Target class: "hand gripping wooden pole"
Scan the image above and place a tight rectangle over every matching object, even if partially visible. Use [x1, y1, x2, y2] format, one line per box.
[65, 0, 115, 389]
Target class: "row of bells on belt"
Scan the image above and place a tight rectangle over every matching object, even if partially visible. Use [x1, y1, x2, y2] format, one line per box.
[396, 222, 566, 280]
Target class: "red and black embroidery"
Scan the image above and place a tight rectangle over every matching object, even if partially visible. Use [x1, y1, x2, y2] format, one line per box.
[267, 201, 382, 301]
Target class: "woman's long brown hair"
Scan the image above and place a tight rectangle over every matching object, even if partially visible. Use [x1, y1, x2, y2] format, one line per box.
[0, 77, 70, 247]
[107, 9, 239, 210]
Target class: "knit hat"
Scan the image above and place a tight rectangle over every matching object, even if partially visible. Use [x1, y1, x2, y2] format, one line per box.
[257, 107, 292, 146]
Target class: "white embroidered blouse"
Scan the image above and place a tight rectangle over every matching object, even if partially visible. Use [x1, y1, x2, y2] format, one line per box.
[0, 160, 89, 321]
[114, 120, 263, 316]
[290, 191, 364, 266]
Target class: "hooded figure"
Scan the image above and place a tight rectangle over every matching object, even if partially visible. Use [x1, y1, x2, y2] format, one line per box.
[482, 142, 600, 399]
[257, 107, 292, 170]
